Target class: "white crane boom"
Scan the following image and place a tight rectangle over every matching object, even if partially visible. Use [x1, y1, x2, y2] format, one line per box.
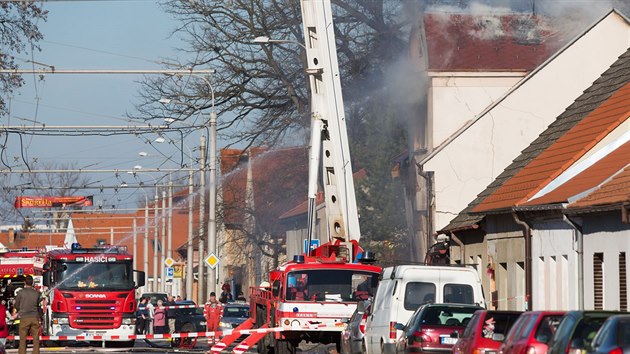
[301, 0, 361, 244]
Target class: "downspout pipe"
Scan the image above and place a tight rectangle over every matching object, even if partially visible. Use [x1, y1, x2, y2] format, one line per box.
[562, 213, 584, 310]
[512, 212, 532, 311]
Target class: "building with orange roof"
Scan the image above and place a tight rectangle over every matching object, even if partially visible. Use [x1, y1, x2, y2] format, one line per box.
[440, 43, 630, 312]
[403, 9, 630, 263]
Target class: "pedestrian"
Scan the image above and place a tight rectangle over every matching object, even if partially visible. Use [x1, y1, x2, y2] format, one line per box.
[176, 295, 182, 301]
[136, 297, 149, 335]
[203, 292, 222, 344]
[14, 276, 40, 354]
[145, 299, 154, 334]
[164, 295, 177, 334]
[153, 299, 167, 334]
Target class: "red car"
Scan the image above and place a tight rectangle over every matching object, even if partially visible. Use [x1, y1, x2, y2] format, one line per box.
[453, 310, 523, 354]
[394, 303, 483, 354]
[499, 311, 565, 354]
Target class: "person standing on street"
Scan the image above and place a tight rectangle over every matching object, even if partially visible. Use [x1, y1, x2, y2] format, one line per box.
[14, 276, 40, 354]
[164, 295, 176, 335]
[136, 297, 149, 334]
[152, 300, 167, 334]
[203, 292, 222, 344]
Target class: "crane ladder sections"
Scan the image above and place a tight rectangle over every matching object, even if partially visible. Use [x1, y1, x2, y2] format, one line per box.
[230, 323, 269, 354]
[210, 318, 255, 353]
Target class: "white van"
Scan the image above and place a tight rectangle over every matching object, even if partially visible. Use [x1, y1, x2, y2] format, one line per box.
[364, 265, 485, 354]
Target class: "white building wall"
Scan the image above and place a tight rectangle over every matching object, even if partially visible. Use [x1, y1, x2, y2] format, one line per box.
[424, 12, 630, 230]
[429, 74, 524, 147]
[583, 226, 630, 311]
[531, 224, 578, 310]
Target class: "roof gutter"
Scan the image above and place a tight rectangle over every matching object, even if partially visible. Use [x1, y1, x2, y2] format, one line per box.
[512, 211, 532, 311]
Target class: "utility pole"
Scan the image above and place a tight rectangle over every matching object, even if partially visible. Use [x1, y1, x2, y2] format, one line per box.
[153, 188, 159, 292]
[197, 135, 207, 303]
[133, 218, 137, 271]
[160, 189, 167, 292]
[187, 168, 194, 299]
[207, 107, 218, 295]
[167, 180, 173, 294]
[144, 196, 149, 287]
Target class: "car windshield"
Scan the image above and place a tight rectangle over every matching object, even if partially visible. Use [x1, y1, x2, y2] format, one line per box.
[418, 306, 479, 328]
[55, 261, 134, 291]
[285, 269, 379, 302]
[224, 306, 249, 318]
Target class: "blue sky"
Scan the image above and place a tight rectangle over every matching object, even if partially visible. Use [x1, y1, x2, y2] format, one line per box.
[6, 0, 203, 219]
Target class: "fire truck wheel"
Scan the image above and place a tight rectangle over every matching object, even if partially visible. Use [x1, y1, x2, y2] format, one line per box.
[274, 339, 295, 354]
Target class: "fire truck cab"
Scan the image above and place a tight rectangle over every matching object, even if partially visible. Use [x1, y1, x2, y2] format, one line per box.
[42, 243, 145, 346]
[250, 240, 380, 354]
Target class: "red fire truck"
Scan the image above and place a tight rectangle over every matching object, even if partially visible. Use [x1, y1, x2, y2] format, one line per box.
[249, 240, 380, 354]
[41, 243, 145, 346]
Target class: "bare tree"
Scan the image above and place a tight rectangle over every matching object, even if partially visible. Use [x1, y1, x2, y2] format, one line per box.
[131, 0, 409, 148]
[0, 3, 47, 115]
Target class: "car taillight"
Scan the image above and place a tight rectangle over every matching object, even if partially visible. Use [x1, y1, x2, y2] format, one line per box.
[526, 346, 537, 354]
[413, 331, 432, 342]
[389, 322, 397, 339]
[472, 349, 484, 354]
[359, 324, 365, 334]
[609, 348, 623, 354]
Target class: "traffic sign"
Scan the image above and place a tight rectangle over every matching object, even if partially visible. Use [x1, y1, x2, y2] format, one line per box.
[205, 253, 220, 269]
[166, 267, 174, 278]
[303, 239, 320, 253]
[164, 257, 175, 267]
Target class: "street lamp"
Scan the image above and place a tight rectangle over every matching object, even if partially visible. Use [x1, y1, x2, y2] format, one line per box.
[129, 170, 161, 292]
[153, 135, 199, 300]
[252, 36, 307, 50]
[159, 73, 217, 301]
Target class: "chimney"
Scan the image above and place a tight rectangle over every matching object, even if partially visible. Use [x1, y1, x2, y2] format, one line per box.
[8, 228, 15, 244]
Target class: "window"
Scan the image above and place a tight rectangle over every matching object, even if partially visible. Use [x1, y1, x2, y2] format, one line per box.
[285, 269, 379, 302]
[594, 253, 604, 310]
[534, 315, 562, 344]
[619, 252, 627, 311]
[444, 284, 474, 304]
[461, 312, 481, 338]
[403, 282, 436, 311]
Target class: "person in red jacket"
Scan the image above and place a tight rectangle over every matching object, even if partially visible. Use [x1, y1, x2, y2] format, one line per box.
[203, 292, 222, 344]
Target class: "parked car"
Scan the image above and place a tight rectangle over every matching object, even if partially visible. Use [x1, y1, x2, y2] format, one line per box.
[548, 311, 622, 354]
[499, 311, 564, 354]
[219, 302, 250, 333]
[341, 299, 373, 354]
[588, 314, 630, 354]
[171, 300, 206, 348]
[140, 292, 168, 306]
[365, 265, 485, 354]
[452, 310, 522, 354]
[394, 303, 483, 354]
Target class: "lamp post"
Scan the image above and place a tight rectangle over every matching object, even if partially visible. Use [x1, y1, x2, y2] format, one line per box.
[159, 73, 217, 299]
[252, 36, 307, 50]
[129, 170, 161, 292]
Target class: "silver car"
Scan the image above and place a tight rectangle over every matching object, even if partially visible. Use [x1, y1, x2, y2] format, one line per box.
[219, 302, 250, 333]
[341, 299, 372, 354]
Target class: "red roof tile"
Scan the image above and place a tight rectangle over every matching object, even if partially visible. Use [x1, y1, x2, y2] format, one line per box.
[473, 82, 630, 212]
[569, 165, 630, 208]
[524, 141, 630, 205]
[424, 13, 564, 71]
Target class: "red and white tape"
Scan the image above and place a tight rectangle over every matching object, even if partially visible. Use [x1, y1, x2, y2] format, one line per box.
[7, 327, 284, 341]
